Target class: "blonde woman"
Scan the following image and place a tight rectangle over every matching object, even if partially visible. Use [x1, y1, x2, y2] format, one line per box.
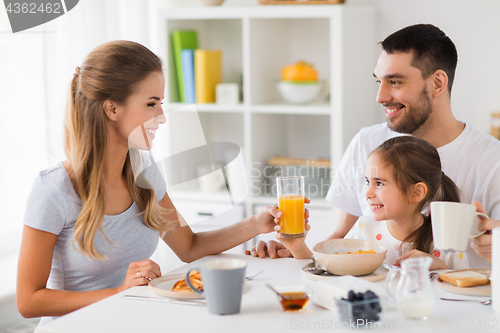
[16, 41, 283, 325]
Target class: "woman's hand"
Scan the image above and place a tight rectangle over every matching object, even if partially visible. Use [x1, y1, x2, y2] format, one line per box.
[252, 197, 310, 234]
[394, 249, 448, 270]
[245, 197, 311, 259]
[117, 259, 162, 292]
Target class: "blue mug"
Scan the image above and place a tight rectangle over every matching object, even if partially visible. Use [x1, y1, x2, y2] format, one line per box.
[186, 259, 247, 315]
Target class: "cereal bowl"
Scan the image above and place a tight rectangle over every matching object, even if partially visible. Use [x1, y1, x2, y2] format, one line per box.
[312, 239, 387, 276]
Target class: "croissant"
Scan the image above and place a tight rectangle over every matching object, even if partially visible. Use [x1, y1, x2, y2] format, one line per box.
[172, 270, 203, 292]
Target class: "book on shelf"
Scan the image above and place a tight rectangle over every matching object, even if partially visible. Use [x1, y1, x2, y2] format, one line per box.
[172, 30, 198, 102]
[194, 49, 222, 103]
[180, 49, 196, 104]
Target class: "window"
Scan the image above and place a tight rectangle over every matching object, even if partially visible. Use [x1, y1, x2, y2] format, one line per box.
[0, 7, 48, 253]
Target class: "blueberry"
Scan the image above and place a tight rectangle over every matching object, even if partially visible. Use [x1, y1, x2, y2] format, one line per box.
[365, 290, 377, 300]
[347, 290, 355, 301]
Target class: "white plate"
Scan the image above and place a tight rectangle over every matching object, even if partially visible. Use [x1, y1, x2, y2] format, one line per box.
[149, 273, 251, 299]
[436, 269, 491, 297]
[149, 273, 204, 300]
[301, 262, 388, 282]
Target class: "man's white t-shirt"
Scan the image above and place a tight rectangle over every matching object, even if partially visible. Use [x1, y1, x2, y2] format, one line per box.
[345, 216, 469, 270]
[326, 122, 500, 268]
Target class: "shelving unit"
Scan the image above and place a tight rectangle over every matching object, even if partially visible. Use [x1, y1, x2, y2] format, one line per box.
[153, 4, 378, 261]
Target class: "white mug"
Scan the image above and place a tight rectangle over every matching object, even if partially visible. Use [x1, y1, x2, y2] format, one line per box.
[492, 227, 500, 316]
[430, 202, 489, 252]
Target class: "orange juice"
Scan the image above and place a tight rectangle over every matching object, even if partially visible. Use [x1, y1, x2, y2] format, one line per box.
[279, 194, 305, 238]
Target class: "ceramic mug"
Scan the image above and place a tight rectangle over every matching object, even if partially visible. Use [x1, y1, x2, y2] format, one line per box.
[186, 259, 247, 315]
[430, 201, 489, 252]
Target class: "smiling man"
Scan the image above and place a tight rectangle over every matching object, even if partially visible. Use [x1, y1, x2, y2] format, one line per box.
[247, 24, 500, 268]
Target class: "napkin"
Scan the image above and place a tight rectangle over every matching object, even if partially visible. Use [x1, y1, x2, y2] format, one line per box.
[314, 276, 393, 311]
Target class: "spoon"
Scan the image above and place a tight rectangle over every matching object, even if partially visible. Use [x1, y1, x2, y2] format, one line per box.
[440, 298, 492, 305]
[266, 283, 286, 301]
[382, 263, 395, 270]
[246, 270, 263, 281]
[306, 255, 327, 275]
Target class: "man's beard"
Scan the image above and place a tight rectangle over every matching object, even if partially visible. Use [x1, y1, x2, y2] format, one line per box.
[387, 86, 432, 134]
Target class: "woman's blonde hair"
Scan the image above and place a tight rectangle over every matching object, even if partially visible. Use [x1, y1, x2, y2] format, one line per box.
[65, 41, 172, 259]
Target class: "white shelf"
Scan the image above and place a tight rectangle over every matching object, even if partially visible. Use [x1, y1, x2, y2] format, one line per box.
[157, 4, 378, 222]
[167, 102, 332, 115]
[160, 5, 366, 20]
[249, 103, 331, 115]
[169, 189, 237, 203]
[167, 102, 245, 113]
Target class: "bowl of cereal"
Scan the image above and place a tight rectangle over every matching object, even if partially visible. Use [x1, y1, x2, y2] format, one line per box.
[312, 239, 386, 276]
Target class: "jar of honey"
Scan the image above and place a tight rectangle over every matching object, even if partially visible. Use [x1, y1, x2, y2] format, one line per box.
[492, 112, 500, 140]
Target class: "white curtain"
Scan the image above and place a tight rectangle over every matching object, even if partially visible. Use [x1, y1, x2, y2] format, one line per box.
[43, 0, 152, 164]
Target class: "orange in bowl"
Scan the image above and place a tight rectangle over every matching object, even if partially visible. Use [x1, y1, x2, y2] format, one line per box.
[281, 61, 318, 83]
[312, 239, 387, 276]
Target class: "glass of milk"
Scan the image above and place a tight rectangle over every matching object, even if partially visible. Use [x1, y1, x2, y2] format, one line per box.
[385, 257, 435, 319]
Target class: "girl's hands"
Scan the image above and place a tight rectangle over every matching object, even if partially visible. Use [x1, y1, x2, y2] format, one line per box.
[117, 259, 161, 292]
[273, 198, 312, 259]
[394, 249, 448, 270]
[245, 197, 311, 259]
[274, 227, 312, 259]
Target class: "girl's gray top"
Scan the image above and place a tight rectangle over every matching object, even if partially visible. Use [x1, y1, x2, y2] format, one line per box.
[23, 161, 167, 326]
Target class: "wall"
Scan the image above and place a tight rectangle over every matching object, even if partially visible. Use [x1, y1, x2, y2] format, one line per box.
[374, 0, 500, 134]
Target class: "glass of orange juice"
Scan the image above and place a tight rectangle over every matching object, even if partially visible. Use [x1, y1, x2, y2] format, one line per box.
[276, 176, 305, 239]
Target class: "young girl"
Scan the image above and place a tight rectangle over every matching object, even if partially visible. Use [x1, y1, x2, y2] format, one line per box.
[279, 136, 469, 270]
[16, 41, 282, 325]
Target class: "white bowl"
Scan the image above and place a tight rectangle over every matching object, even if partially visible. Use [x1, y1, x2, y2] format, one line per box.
[278, 81, 323, 104]
[312, 239, 387, 276]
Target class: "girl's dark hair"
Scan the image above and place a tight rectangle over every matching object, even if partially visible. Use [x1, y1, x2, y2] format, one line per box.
[381, 24, 458, 95]
[371, 136, 460, 254]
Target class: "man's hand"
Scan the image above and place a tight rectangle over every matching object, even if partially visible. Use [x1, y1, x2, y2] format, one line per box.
[470, 201, 500, 263]
[244, 240, 293, 259]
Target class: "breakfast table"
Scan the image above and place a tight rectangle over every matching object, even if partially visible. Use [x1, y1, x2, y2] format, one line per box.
[35, 253, 499, 333]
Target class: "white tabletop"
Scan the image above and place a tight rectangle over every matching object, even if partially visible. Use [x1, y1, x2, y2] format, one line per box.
[35, 253, 499, 333]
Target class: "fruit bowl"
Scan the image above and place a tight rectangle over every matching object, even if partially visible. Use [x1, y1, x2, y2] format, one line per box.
[312, 239, 387, 276]
[277, 81, 323, 104]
